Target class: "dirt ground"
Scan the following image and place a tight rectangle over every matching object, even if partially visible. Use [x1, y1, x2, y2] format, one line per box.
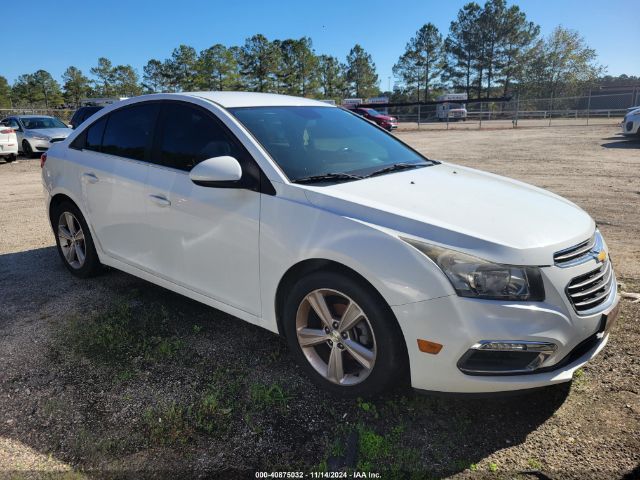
[0, 125, 639, 479]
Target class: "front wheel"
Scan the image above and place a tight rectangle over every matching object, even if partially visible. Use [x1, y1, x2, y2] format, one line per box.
[51, 201, 102, 278]
[22, 140, 34, 157]
[283, 271, 408, 396]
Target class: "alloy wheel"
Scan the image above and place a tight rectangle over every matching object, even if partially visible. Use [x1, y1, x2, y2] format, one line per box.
[295, 288, 377, 385]
[57, 211, 86, 269]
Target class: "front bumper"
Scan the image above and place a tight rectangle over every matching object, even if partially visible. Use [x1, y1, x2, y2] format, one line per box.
[393, 259, 619, 393]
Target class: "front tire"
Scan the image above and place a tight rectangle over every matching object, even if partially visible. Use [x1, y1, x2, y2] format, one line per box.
[51, 201, 101, 278]
[22, 140, 34, 157]
[283, 270, 407, 396]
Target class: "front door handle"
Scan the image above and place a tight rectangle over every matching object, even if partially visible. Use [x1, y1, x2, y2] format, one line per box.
[82, 172, 99, 184]
[148, 193, 171, 207]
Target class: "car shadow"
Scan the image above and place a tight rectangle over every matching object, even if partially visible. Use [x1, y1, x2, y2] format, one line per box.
[1, 246, 572, 477]
[601, 138, 640, 149]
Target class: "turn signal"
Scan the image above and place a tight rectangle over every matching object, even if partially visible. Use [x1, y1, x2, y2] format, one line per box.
[417, 339, 443, 354]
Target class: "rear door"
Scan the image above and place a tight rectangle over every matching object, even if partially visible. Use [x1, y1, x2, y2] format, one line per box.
[143, 100, 261, 315]
[75, 103, 160, 266]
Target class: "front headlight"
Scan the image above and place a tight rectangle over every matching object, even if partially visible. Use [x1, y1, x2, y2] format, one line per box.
[30, 134, 49, 141]
[403, 238, 545, 301]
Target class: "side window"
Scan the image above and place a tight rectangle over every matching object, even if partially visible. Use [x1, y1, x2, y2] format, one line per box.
[102, 103, 159, 161]
[85, 115, 107, 152]
[158, 103, 241, 171]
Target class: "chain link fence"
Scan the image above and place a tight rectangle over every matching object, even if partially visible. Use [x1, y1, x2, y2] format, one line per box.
[387, 92, 640, 130]
[0, 108, 75, 124]
[2, 91, 639, 131]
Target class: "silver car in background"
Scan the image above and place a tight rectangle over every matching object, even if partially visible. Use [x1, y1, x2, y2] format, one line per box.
[0, 115, 72, 157]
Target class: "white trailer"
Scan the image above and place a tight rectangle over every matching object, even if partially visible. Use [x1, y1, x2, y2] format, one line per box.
[79, 97, 128, 107]
[436, 93, 468, 121]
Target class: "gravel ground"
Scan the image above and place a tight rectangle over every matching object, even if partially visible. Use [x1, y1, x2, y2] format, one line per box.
[0, 125, 639, 479]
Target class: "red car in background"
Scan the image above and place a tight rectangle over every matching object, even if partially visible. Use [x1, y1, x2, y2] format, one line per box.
[351, 107, 398, 131]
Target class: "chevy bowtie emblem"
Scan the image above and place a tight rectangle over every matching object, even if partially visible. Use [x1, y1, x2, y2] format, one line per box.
[596, 250, 607, 263]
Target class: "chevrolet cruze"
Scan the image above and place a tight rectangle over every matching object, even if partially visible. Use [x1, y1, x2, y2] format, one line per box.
[41, 92, 620, 396]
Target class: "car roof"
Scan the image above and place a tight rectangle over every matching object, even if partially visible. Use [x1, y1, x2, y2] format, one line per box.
[179, 91, 333, 108]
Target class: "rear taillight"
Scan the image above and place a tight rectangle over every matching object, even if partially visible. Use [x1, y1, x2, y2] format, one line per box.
[0, 128, 13, 134]
[40, 152, 47, 168]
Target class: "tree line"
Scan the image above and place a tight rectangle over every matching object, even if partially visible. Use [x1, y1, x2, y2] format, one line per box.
[0, 0, 629, 110]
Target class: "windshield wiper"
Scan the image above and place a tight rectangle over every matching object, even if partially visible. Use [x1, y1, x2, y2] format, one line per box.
[293, 172, 364, 184]
[364, 163, 427, 178]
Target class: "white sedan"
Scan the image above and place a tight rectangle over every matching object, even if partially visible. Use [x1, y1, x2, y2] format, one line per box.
[41, 92, 620, 396]
[0, 123, 18, 162]
[1, 115, 72, 157]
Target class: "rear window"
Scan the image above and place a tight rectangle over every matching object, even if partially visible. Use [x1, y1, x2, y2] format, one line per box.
[85, 116, 107, 152]
[101, 104, 159, 161]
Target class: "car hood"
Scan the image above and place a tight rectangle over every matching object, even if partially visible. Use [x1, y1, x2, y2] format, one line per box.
[27, 128, 72, 139]
[302, 163, 595, 266]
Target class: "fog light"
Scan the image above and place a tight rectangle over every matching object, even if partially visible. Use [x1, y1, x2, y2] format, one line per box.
[457, 340, 557, 375]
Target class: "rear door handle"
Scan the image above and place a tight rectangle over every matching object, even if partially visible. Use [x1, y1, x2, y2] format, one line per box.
[148, 193, 171, 207]
[82, 172, 99, 184]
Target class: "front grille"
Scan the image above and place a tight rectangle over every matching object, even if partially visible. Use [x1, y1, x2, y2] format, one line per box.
[566, 260, 613, 313]
[554, 234, 596, 266]
[49, 138, 65, 143]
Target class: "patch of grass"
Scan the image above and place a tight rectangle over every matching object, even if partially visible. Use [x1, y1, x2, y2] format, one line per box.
[63, 301, 183, 367]
[528, 458, 543, 470]
[489, 462, 499, 472]
[143, 402, 192, 446]
[572, 368, 589, 390]
[113, 369, 135, 383]
[356, 424, 420, 475]
[192, 324, 202, 334]
[357, 398, 379, 418]
[42, 397, 64, 416]
[190, 388, 233, 434]
[249, 382, 291, 410]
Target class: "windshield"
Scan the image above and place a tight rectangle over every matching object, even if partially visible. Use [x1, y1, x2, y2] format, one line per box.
[21, 117, 67, 130]
[447, 103, 465, 110]
[229, 106, 430, 182]
[363, 108, 382, 116]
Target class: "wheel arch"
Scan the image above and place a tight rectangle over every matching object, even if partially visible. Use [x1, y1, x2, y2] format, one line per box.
[49, 192, 78, 225]
[274, 258, 405, 344]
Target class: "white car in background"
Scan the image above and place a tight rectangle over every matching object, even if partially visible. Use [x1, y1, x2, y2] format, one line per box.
[622, 107, 640, 137]
[0, 124, 18, 162]
[41, 92, 620, 396]
[0, 115, 72, 157]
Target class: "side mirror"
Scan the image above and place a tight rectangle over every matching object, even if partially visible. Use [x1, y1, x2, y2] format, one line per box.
[189, 156, 242, 187]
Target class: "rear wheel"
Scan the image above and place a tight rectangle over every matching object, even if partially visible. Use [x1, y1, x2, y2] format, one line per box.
[4, 154, 15, 163]
[51, 201, 101, 278]
[22, 140, 33, 157]
[283, 270, 407, 396]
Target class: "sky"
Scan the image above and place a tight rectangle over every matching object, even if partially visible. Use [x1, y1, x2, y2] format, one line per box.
[4, 0, 638, 87]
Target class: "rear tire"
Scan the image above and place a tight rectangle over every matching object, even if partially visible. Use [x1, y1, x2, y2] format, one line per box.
[4, 154, 15, 163]
[51, 201, 102, 278]
[283, 270, 408, 397]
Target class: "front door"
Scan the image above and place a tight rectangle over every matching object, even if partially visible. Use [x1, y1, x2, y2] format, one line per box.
[143, 101, 261, 316]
